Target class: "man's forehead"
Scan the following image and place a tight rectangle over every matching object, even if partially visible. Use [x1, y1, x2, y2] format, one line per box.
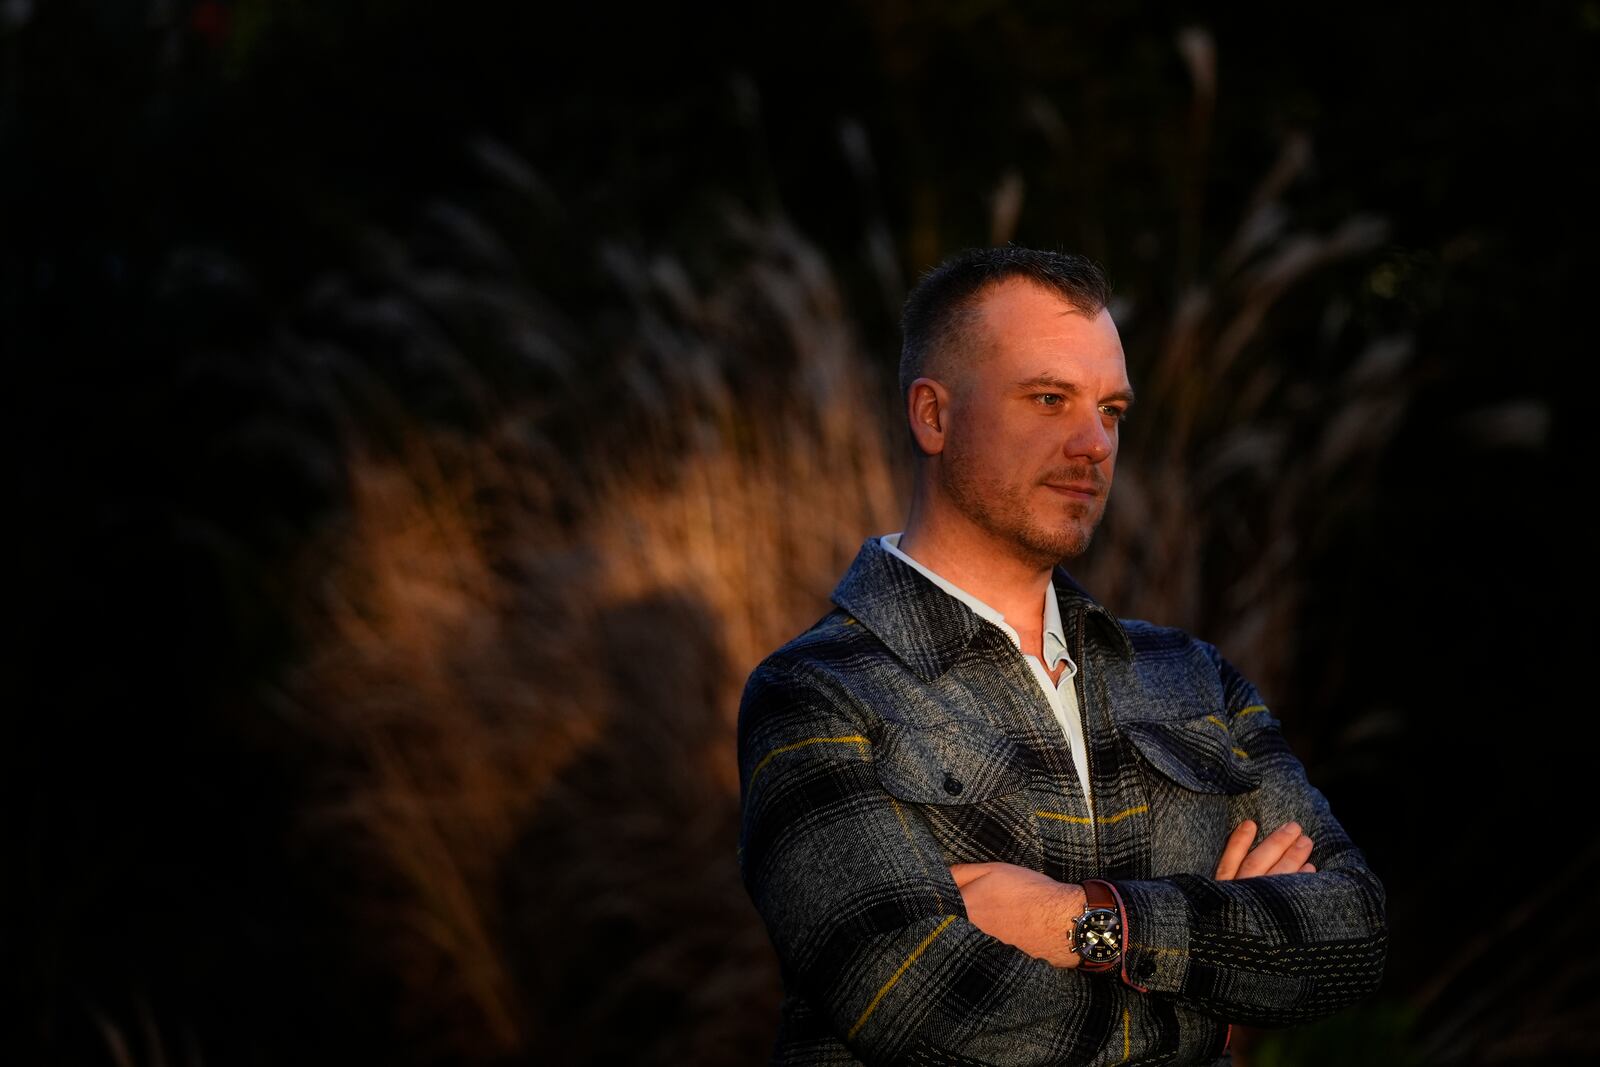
[968, 281, 1126, 373]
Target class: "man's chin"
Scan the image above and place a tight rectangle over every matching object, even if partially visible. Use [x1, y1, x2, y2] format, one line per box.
[1017, 525, 1096, 565]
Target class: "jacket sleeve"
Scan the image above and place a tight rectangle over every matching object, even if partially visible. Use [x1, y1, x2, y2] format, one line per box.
[1107, 644, 1389, 1027]
[737, 659, 1217, 1067]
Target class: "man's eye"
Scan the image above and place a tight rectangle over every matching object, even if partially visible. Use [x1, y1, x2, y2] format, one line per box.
[1036, 394, 1064, 407]
[1101, 405, 1129, 422]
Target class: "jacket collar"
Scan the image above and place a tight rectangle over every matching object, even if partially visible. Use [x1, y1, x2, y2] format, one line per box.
[830, 536, 1134, 682]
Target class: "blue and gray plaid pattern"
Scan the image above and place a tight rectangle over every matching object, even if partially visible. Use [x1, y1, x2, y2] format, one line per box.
[737, 537, 1388, 1065]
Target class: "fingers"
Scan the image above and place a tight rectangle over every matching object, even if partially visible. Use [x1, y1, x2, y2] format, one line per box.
[1236, 821, 1315, 879]
[1268, 831, 1315, 876]
[1216, 820, 1319, 881]
[1215, 820, 1257, 880]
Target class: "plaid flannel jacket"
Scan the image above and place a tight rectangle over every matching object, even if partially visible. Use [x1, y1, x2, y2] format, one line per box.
[736, 537, 1388, 1065]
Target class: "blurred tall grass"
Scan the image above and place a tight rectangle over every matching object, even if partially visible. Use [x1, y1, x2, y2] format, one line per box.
[268, 210, 908, 1063]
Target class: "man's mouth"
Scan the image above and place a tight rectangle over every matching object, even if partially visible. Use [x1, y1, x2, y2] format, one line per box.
[1043, 482, 1101, 498]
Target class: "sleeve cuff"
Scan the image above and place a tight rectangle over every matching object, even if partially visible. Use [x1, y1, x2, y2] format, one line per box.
[1105, 877, 1192, 994]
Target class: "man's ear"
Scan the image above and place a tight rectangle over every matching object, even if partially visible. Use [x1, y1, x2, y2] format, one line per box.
[907, 377, 950, 456]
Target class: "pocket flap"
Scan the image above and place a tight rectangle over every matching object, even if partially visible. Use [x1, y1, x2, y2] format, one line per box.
[874, 720, 1028, 804]
[1122, 716, 1261, 795]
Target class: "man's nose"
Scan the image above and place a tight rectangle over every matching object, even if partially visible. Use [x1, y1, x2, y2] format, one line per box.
[1063, 409, 1114, 463]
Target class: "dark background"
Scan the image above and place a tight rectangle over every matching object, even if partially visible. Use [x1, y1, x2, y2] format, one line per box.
[9, 2, 1596, 1064]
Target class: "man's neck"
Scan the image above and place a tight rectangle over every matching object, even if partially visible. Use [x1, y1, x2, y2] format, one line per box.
[897, 510, 1058, 652]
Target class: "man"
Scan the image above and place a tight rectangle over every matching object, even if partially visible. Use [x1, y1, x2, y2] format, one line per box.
[736, 247, 1387, 1065]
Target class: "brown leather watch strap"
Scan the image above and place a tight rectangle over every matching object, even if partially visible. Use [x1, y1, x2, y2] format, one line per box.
[1083, 878, 1117, 911]
[1074, 879, 1122, 974]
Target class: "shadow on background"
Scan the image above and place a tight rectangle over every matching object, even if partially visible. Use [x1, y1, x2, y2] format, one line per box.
[502, 591, 779, 1065]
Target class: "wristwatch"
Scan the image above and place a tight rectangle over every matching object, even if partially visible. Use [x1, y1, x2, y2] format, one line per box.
[1070, 879, 1122, 974]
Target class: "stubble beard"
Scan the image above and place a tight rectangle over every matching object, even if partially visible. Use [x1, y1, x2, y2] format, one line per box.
[939, 454, 1107, 567]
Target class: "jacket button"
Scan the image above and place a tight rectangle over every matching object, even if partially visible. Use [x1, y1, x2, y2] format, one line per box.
[943, 773, 964, 796]
[1135, 958, 1156, 981]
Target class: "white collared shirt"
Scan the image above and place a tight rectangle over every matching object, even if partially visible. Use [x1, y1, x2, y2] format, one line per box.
[880, 533, 1094, 813]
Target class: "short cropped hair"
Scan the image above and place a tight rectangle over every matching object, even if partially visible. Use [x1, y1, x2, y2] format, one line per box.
[898, 246, 1112, 400]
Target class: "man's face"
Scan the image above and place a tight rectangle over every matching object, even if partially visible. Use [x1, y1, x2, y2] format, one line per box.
[934, 278, 1133, 566]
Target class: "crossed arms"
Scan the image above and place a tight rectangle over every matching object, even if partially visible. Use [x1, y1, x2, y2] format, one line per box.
[952, 816, 1319, 970]
[736, 647, 1388, 1065]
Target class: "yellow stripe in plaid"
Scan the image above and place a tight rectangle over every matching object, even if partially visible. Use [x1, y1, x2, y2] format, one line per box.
[1036, 809, 1092, 824]
[848, 915, 957, 1040]
[1238, 704, 1268, 717]
[1098, 804, 1148, 825]
[1035, 804, 1148, 826]
[750, 735, 868, 788]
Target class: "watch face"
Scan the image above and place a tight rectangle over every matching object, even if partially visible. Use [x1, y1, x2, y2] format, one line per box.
[1074, 907, 1122, 964]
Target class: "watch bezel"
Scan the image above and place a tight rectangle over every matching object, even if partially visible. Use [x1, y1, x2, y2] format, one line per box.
[1072, 905, 1123, 967]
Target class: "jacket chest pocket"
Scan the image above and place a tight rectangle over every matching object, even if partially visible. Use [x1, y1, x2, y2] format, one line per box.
[1121, 715, 1261, 795]
[873, 719, 1042, 869]
[1121, 714, 1261, 874]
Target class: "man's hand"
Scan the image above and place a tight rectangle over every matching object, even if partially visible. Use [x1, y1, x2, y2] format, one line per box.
[950, 820, 1314, 969]
[1215, 819, 1316, 879]
[949, 862, 1086, 967]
